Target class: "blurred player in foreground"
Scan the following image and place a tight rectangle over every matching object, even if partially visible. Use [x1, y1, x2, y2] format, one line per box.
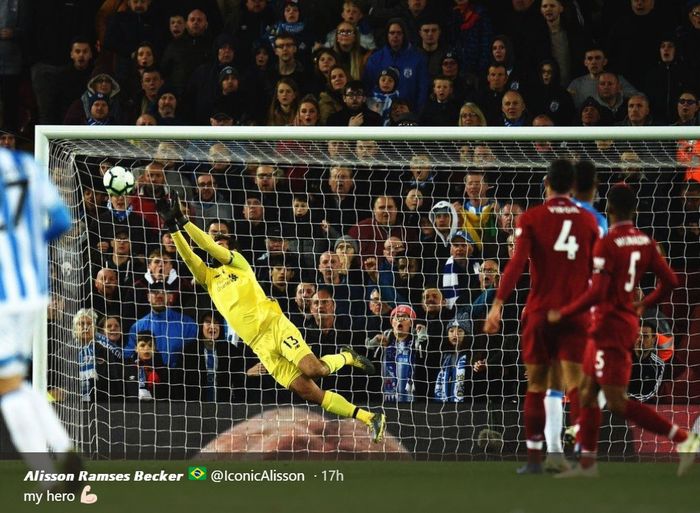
[157, 195, 386, 442]
[548, 184, 699, 477]
[484, 160, 599, 474]
[0, 148, 81, 485]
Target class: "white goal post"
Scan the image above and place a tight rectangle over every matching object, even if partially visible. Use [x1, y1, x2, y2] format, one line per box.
[34, 125, 700, 459]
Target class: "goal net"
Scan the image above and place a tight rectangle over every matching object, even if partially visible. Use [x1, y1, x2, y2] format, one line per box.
[36, 126, 700, 459]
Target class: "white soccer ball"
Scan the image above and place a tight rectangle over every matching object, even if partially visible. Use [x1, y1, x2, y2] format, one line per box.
[103, 166, 135, 196]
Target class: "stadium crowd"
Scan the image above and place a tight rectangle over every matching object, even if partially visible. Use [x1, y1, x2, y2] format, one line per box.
[6, 0, 693, 405]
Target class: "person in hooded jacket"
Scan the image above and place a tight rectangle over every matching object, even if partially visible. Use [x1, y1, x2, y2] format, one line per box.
[528, 59, 575, 125]
[363, 17, 430, 112]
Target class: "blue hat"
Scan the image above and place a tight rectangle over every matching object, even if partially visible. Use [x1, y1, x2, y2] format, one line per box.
[449, 230, 473, 243]
[88, 92, 108, 107]
[687, 0, 700, 11]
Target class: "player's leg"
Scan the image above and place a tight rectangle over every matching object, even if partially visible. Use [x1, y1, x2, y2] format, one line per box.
[603, 384, 698, 476]
[287, 374, 385, 443]
[544, 362, 566, 463]
[0, 310, 78, 482]
[520, 363, 549, 473]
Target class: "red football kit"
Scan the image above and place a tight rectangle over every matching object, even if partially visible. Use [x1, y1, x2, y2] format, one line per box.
[559, 221, 678, 386]
[496, 196, 599, 364]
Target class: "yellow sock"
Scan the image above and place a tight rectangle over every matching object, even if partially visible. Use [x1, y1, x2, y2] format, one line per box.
[320, 353, 350, 374]
[320, 391, 372, 425]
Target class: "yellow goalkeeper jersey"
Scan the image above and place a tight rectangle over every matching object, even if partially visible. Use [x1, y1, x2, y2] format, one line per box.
[171, 222, 278, 344]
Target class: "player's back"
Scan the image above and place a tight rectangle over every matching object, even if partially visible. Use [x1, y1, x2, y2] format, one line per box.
[594, 223, 659, 331]
[0, 149, 63, 309]
[520, 196, 599, 312]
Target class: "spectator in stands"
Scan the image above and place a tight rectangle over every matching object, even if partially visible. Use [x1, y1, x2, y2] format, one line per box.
[434, 318, 470, 402]
[92, 188, 147, 254]
[125, 280, 198, 371]
[529, 59, 575, 126]
[152, 85, 184, 125]
[488, 34, 530, 95]
[403, 153, 448, 205]
[367, 67, 400, 125]
[476, 63, 509, 125]
[417, 17, 447, 78]
[441, 230, 477, 311]
[293, 95, 321, 126]
[188, 172, 234, 230]
[395, 254, 426, 307]
[420, 76, 460, 126]
[102, 226, 145, 289]
[366, 304, 425, 402]
[121, 41, 157, 104]
[100, 315, 124, 350]
[234, 195, 268, 263]
[567, 46, 638, 109]
[161, 9, 213, 94]
[618, 93, 653, 126]
[265, 0, 314, 59]
[316, 165, 367, 234]
[423, 200, 460, 280]
[495, 201, 524, 263]
[309, 48, 337, 96]
[267, 77, 300, 126]
[628, 319, 667, 403]
[349, 195, 415, 258]
[232, 0, 276, 58]
[594, 71, 628, 124]
[439, 51, 472, 106]
[134, 67, 165, 120]
[112, 16, 168, 80]
[577, 96, 609, 127]
[538, 0, 589, 87]
[668, 180, 700, 270]
[335, 236, 363, 284]
[324, 0, 375, 51]
[82, 93, 113, 125]
[267, 32, 310, 96]
[305, 286, 354, 355]
[131, 331, 168, 400]
[644, 37, 694, 125]
[456, 169, 498, 254]
[499, 90, 530, 126]
[64, 72, 124, 125]
[130, 161, 170, 229]
[606, 0, 675, 90]
[211, 66, 250, 125]
[135, 248, 195, 314]
[73, 308, 123, 402]
[363, 18, 430, 112]
[316, 250, 363, 315]
[448, 0, 493, 75]
[495, 0, 549, 75]
[288, 281, 316, 327]
[673, 90, 700, 126]
[677, 0, 700, 78]
[327, 80, 382, 126]
[319, 65, 349, 124]
[266, 253, 299, 313]
[88, 267, 136, 323]
[186, 33, 238, 125]
[468, 259, 501, 326]
[458, 102, 487, 127]
[329, 21, 370, 81]
[54, 37, 94, 125]
[0, 127, 16, 149]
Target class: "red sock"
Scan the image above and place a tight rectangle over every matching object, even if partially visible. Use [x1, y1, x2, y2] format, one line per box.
[623, 400, 683, 441]
[578, 406, 601, 468]
[525, 391, 546, 463]
[567, 387, 580, 426]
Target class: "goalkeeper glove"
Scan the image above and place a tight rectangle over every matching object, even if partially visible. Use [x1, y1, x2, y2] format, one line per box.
[169, 191, 189, 227]
[156, 197, 180, 233]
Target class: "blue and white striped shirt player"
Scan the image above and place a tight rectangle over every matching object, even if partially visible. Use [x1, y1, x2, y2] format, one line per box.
[0, 148, 70, 310]
[0, 148, 70, 377]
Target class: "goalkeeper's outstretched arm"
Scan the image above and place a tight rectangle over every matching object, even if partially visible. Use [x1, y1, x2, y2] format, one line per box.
[182, 220, 253, 272]
[171, 231, 208, 285]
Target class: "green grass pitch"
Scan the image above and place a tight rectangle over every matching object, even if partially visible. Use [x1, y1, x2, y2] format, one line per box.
[0, 459, 696, 513]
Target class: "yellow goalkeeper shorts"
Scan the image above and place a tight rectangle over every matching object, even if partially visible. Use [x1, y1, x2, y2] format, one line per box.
[250, 313, 314, 388]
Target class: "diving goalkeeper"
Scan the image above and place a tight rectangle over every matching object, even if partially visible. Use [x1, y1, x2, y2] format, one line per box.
[157, 195, 386, 442]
